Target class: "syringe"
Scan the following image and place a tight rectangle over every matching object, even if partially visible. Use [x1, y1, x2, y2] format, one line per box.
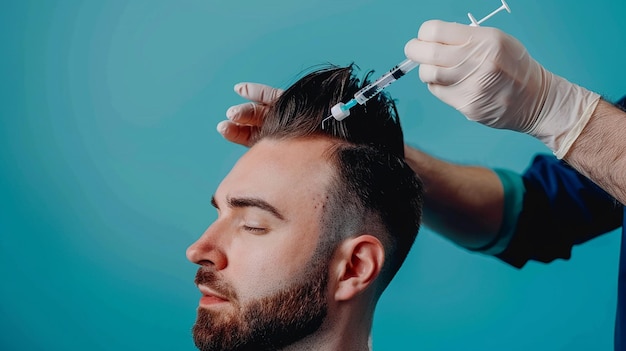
[327, 59, 419, 121]
[322, 0, 511, 127]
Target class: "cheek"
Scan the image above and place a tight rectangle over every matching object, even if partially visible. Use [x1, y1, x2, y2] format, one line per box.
[228, 232, 320, 300]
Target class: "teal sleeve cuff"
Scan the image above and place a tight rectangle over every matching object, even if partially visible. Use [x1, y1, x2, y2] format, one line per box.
[471, 168, 525, 255]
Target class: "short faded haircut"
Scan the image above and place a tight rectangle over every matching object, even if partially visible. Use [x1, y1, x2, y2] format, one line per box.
[254, 64, 423, 292]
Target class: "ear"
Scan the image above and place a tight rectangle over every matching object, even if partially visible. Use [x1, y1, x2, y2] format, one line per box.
[333, 235, 385, 302]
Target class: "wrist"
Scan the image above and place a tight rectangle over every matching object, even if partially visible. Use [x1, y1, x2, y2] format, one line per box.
[554, 94, 601, 159]
[526, 72, 601, 157]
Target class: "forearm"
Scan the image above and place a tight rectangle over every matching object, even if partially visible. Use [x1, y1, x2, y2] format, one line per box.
[403, 145, 504, 249]
[564, 99, 626, 205]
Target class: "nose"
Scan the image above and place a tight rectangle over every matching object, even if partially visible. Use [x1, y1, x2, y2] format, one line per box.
[186, 223, 227, 270]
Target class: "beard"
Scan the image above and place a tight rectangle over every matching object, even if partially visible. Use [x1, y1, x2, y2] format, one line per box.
[192, 261, 329, 351]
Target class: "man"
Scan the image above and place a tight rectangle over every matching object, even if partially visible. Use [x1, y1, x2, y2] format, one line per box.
[187, 65, 423, 351]
[219, 21, 626, 349]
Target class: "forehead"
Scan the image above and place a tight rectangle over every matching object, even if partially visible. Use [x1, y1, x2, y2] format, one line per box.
[215, 137, 337, 216]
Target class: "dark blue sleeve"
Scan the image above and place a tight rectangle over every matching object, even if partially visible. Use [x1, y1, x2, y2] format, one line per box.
[496, 154, 623, 268]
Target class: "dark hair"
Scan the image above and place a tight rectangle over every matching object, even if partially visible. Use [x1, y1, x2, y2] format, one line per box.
[328, 144, 423, 291]
[256, 64, 423, 292]
[256, 64, 405, 158]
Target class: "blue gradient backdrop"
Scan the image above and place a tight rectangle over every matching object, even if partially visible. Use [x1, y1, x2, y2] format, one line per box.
[2, 1, 625, 350]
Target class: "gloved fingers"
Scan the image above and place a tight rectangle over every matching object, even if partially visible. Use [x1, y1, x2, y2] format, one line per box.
[405, 38, 465, 67]
[225, 83, 282, 127]
[234, 82, 283, 104]
[418, 64, 462, 86]
[216, 120, 259, 147]
[226, 101, 270, 125]
[417, 20, 474, 45]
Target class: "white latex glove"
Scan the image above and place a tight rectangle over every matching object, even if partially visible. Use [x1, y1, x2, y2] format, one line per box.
[404, 20, 601, 158]
[217, 83, 283, 147]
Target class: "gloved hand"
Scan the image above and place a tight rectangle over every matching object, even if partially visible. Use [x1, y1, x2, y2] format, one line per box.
[404, 20, 601, 158]
[217, 83, 283, 147]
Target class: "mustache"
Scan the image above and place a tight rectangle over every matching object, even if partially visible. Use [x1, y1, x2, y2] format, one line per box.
[195, 267, 238, 301]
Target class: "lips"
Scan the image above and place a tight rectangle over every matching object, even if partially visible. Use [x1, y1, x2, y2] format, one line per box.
[198, 285, 229, 306]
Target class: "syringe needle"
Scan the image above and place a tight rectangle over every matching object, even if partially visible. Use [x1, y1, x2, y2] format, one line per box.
[321, 115, 334, 130]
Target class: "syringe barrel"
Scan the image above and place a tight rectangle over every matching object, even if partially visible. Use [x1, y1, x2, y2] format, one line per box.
[354, 59, 419, 104]
[397, 58, 419, 73]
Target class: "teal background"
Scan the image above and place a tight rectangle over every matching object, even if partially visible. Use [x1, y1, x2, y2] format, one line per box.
[2, 1, 625, 350]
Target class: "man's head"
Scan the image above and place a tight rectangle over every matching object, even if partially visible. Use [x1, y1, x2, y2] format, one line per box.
[187, 65, 423, 351]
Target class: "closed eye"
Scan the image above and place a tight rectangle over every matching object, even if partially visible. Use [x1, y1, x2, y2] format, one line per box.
[243, 225, 267, 234]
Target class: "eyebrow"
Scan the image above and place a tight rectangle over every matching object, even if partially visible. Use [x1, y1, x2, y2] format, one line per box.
[211, 195, 286, 221]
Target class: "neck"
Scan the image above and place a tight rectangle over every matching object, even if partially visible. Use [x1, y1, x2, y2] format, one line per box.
[281, 300, 375, 351]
